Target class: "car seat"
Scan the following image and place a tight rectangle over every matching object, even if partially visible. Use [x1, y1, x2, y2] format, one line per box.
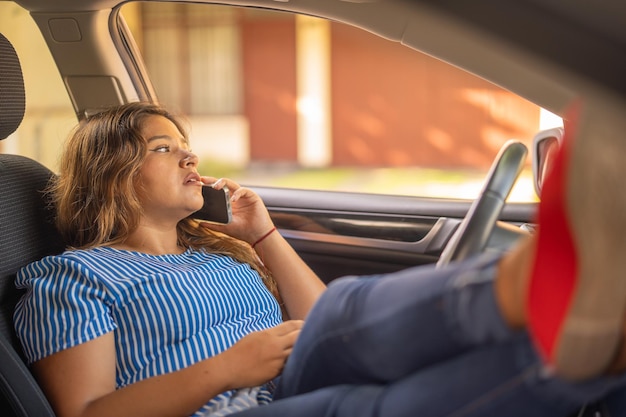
[0, 32, 64, 417]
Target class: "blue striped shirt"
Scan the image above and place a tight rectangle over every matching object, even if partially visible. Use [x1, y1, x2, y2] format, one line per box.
[14, 247, 282, 416]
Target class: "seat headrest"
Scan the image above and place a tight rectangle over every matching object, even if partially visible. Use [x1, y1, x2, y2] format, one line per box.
[0, 33, 25, 141]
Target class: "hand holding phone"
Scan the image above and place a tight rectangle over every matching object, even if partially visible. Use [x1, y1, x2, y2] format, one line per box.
[190, 185, 232, 224]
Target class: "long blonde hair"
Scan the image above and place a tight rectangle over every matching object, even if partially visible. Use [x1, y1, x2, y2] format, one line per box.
[51, 102, 279, 299]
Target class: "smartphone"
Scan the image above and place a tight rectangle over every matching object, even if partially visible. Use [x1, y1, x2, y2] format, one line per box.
[190, 185, 232, 224]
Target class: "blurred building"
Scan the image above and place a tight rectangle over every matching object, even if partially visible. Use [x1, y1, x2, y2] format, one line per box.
[1, 2, 542, 174]
[129, 3, 540, 171]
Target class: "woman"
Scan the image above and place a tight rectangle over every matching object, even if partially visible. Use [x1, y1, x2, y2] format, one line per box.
[14, 101, 626, 417]
[14, 102, 326, 417]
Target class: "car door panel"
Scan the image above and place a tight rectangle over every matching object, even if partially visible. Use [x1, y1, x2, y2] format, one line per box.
[254, 187, 535, 283]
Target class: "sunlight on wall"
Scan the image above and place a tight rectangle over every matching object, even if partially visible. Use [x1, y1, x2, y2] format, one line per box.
[461, 88, 538, 133]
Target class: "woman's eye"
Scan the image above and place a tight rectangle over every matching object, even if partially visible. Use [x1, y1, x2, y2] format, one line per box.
[151, 145, 170, 153]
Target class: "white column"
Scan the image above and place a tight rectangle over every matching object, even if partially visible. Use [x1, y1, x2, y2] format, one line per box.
[295, 15, 331, 167]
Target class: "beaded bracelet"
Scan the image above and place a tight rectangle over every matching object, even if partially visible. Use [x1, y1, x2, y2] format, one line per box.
[252, 227, 277, 249]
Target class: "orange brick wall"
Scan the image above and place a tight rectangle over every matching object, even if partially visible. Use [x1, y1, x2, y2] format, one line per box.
[242, 17, 539, 169]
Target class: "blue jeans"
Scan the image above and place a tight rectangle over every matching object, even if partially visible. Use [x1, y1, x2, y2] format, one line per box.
[236, 254, 626, 417]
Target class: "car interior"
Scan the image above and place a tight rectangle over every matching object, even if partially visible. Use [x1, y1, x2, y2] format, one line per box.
[0, 29, 605, 417]
[1, 0, 624, 416]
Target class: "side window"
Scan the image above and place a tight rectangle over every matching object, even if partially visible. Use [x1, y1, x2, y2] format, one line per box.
[123, 3, 561, 202]
[0, 3, 76, 172]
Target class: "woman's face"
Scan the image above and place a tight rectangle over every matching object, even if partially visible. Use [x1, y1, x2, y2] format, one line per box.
[136, 115, 204, 225]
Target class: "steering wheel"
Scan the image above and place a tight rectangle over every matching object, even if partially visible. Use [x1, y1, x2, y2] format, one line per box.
[436, 140, 528, 267]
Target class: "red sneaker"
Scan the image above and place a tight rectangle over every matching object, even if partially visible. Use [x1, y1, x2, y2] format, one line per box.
[528, 97, 626, 380]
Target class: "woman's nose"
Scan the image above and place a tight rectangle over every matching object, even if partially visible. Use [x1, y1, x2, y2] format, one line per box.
[180, 151, 198, 167]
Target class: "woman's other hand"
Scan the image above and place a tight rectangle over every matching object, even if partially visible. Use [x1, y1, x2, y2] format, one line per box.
[214, 320, 304, 389]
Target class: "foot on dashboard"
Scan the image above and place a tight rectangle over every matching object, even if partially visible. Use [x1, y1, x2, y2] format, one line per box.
[528, 97, 626, 381]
